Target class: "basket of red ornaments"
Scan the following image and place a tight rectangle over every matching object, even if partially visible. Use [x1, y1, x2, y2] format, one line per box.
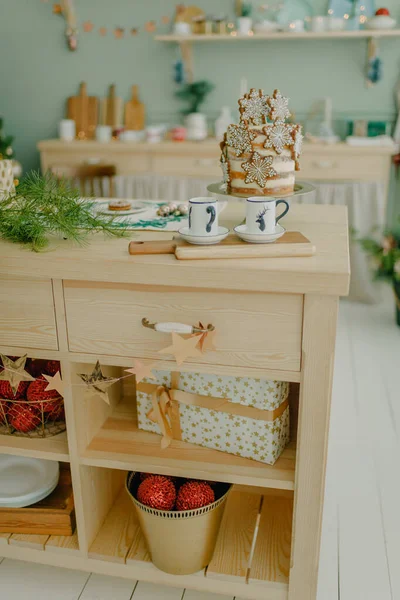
[0, 356, 65, 439]
[126, 472, 231, 575]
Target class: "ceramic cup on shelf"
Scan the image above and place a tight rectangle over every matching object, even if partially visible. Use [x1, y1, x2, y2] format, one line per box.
[188, 197, 218, 236]
[58, 119, 76, 141]
[286, 19, 305, 32]
[246, 197, 289, 235]
[173, 21, 192, 35]
[310, 16, 327, 32]
[95, 125, 112, 143]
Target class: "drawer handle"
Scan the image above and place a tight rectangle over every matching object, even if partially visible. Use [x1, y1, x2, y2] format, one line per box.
[312, 160, 338, 169]
[142, 318, 214, 334]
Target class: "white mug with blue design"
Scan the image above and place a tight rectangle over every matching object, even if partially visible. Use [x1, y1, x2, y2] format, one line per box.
[246, 197, 290, 235]
[188, 197, 218, 237]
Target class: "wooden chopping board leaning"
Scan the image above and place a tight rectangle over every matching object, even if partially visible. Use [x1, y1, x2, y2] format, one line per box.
[101, 84, 123, 129]
[67, 82, 98, 139]
[125, 85, 145, 131]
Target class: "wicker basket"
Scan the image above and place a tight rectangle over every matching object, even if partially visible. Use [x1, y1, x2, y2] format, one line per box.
[0, 397, 66, 438]
[126, 473, 231, 575]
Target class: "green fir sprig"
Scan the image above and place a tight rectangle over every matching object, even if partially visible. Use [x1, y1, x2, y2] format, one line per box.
[0, 171, 128, 252]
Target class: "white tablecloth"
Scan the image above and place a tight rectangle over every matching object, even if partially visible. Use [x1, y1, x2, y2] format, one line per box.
[92, 174, 386, 303]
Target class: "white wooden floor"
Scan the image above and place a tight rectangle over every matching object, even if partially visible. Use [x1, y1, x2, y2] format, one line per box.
[0, 296, 399, 600]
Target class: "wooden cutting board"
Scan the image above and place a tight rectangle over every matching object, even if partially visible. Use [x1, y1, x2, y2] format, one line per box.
[67, 82, 98, 139]
[125, 85, 145, 131]
[101, 84, 123, 129]
[0, 465, 75, 536]
[129, 232, 315, 260]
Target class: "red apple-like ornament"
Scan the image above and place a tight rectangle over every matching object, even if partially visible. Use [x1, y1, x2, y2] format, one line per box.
[27, 377, 63, 416]
[176, 481, 215, 511]
[137, 475, 176, 511]
[376, 8, 390, 15]
[8, 404, 41, 433]
[0, 380, 29, 400]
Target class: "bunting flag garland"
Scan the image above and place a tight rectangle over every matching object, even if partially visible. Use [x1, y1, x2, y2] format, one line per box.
[125, 360, 156, 384]
[158, 332, 203, 367]
[43, 371, 65, 397]
[78, 361, 118, 405]
[0, 324, 215, 406]
[45, 0, 175, 41]
[0, 354, 35, 396]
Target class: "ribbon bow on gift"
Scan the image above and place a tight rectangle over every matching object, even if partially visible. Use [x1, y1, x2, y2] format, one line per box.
[147, 385, 177, 449]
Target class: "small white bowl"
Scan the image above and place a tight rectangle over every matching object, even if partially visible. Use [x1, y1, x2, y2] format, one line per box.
[254, 20, 279, 34]
[327, 17, 345, 31]
[366, 15, 396, 30]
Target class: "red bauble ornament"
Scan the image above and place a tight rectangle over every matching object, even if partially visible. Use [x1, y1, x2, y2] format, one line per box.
[137, 475, 176, 511]
[0, 380, 29, 400]
[45, 360, 61, 377]
[8, 404, 41, 433]
[176, 481, 215, 511]
[376, 7, 390, 15]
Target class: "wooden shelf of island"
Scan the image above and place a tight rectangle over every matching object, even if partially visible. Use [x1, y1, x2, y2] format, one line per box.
[155, 29, 400, 42]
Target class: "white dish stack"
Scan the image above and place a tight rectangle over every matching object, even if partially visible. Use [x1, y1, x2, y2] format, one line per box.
[0, 455, 60, 508]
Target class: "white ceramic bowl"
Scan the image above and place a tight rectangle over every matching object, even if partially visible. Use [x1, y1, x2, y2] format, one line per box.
[366, 15, 396, 30]
[254, 20, 279, 33]
[327, 17, 346, 31]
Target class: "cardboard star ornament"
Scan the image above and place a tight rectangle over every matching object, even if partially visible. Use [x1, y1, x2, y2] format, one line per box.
[158, 333, 202, 367]
[0, 354, 35, 396]
[78, 361, 117, 405]
[43, 371, 65, 398]
[125, 360, 156, 383]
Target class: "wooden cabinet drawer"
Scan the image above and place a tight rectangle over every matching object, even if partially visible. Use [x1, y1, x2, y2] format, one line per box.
[0, 277, 58, 350]
[152, 154, 221, 178]
[300, 154, 384, 181]
[43, 152, 151, 176]
[64, 282, 303, 372]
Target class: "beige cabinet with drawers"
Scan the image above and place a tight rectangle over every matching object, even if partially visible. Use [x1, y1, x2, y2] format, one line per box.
[0, 203, 350, 600]
[38, 139, 395, 194]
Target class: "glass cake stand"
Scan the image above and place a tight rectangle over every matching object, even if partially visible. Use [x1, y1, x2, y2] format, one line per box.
[207, 181, 316, 202]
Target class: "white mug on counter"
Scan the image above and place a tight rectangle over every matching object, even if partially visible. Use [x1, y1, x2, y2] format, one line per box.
[188, 197, 218, 236]
[246, 197, 290, 235]
[96, 125, 112, 143]
[58, 119, 76, 141]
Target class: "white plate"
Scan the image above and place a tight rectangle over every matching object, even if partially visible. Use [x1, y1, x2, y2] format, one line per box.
[96, 200, 149, 216]
[207, 181, 315, 201]
[0, 455, 59, 508]
[178, 226, 230, 245]
[234, 223, 286, 244]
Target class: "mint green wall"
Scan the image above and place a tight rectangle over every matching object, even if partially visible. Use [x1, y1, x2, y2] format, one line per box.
[1, 0, 400, 177]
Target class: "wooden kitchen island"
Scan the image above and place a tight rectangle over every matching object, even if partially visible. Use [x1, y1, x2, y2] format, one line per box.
[0, 204, 350, 600]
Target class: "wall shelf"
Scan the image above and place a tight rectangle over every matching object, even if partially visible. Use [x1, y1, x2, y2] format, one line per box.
[155, 29, 400, 84]
[155, 29, 400, 42]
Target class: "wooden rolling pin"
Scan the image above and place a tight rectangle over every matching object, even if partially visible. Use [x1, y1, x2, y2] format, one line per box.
[128, 232, 315, 260]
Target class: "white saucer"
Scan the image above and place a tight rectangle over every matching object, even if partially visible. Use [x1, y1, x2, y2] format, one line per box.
[234, 224, 286, 244]
[178, 226, 230, 245]
[0, 455, 60, 508]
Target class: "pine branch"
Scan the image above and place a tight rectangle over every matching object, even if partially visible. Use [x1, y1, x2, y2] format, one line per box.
[0, 171, 128, 252]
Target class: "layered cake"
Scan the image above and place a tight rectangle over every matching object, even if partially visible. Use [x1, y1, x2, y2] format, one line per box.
[220, 89, 303, 197]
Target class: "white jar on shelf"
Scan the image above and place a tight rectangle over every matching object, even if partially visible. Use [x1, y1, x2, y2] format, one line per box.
[215, 106, 233, 142]
[185, 113, 208, 141]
